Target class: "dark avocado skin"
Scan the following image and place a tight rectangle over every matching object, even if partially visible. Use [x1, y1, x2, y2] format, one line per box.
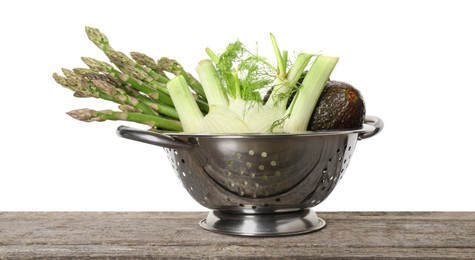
[308, 81, 366, 131]
[262, 78, 366, 130]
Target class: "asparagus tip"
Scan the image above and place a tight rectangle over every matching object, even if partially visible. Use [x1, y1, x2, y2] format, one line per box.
[148, 92, 159, 100]
[81, 57, 111, 72]
[118, 104, 139, 112]
[81, 57, 96, 68]
[52, 72, 61, 80]
[67, 108, 96, 122]
[157, 57, 182, 72]
[91, 79, 117, 96]
[85, 26, 110, 50]
[61, 68, 76, 78]
[67, 108, 110, 122]
[73, 91, 94, 98]
[130, 52, 157, 68]
[52, 73, 68, 86]
[73, 67, 93, 76]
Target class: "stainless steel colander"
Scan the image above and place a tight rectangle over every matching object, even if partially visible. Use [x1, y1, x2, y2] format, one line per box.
[117, 116, 383, 236]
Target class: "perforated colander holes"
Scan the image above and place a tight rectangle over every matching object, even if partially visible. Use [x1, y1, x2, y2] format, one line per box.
[165, 148, 178, 170]
[185, 184, 210, 207]
[319, 176, 330, 192]
[237, 204, 261, 210]
[232, 197, 279, 209]
[225, 150, 279, 178]
[339, 143, 354, 179]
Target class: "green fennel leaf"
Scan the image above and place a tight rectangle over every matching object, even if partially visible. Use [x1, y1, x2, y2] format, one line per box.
[214, 40, 276, 102]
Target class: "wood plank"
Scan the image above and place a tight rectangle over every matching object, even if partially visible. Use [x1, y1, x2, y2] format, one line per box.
[0, 212, 474, 259]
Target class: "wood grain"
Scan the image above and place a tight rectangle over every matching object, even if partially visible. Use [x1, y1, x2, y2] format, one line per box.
[1, 212, 474, 259]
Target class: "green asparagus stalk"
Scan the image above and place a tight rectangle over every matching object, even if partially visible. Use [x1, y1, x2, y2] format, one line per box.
[85, 26, 169, 84]
[153, 57, 209, 113]
[119, 59, 209, 113]
[80, 57, 175, 106]
[130, 52, 158, 69]
[157, 57, 206, 100]
[67, 109, 183, 131]
[60, 68, 89, 90]
[55, 72, 112, 100]
[73, 67, 111, 82]
[130, 52, 170, 80]
[117, 62, 170, 95]
[54, 70, 180, 119]
[90, 79, 158, 116]
[108, 52, 210, 113]
[108, 50, 169, 84]
[80, 57, 154, 93]
[73, 68, 151, 104]
[54, 26, 213, 131]
[84, 27, 209, 113]
[54, 71, 152, 115]
[118, 105, 140, 112]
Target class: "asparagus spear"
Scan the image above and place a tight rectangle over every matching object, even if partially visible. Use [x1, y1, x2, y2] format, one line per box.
[58, 69, 182, 131]
[117, 62, 170, 95]
[130, 52, 164, 74]
[54, 71, 114, 101]
[134, 53, 207, 103]
[54, 26, 213, 130]
[90, 79, 159, 116]
[107, 52, 210, 113]
[67, 109, 182, 131]
[84, 27, 209, 113]
[73, 68, 156, 107]
[109, 50, 169, 84]
[118, 105, 139, 112]
[74, 68, 140, 99]
[130, 52, 170, 80]
[80, 57, 175, 106]
[157, 57, 206, 100]
[54, 70, 180, 119]
[85, 26, 169, 84]
[86, 27, 208, 108]
[115, 58, 209, 113]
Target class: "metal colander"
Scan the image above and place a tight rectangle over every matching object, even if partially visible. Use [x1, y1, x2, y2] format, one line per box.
[117, 116, 383, 236]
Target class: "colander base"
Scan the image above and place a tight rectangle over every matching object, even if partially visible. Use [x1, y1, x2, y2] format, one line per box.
[199, 209, 325, 236]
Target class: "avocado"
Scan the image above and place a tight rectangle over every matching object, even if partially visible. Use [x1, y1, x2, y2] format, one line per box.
[308, 81, 366, 131]
[262, 77, 366, 131]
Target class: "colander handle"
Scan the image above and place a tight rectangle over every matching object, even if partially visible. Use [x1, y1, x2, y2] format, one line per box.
[116, 126, 192, 150]
[358, 116, 384, 140]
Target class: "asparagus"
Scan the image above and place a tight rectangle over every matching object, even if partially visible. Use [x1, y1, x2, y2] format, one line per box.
[118, 105, 139, 112]
[73, 68, 155, 108]
[84, 27, 209, 112]
[67, 109, 182, 131]
[109, 52, 212, 113]
[109, 50, 169, 84]
[130, 52, 164, 73]
[118, 62, 170, 95]
[73, 67, 140, 96]
[81, 57, 157, 96]
[130, 51, 175, 85]
[54, 69, 180, 119]
[85, 27, 169, 84]
[81, 57, 209, 113]
[90, 79, 159, 116]
[54, 72, 115, 102]
[157, 57, 206, 100]
[53, 26, 212, 131]
[84, 26, 110, 51]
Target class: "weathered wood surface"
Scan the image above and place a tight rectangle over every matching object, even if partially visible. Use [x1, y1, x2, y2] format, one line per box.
[0, 212, 474, 259]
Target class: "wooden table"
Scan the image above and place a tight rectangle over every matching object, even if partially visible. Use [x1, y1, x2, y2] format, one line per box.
[0, 212, 474, 259]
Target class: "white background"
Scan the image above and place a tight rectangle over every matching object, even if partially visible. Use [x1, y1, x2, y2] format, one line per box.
[1, 0, 474, 211]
